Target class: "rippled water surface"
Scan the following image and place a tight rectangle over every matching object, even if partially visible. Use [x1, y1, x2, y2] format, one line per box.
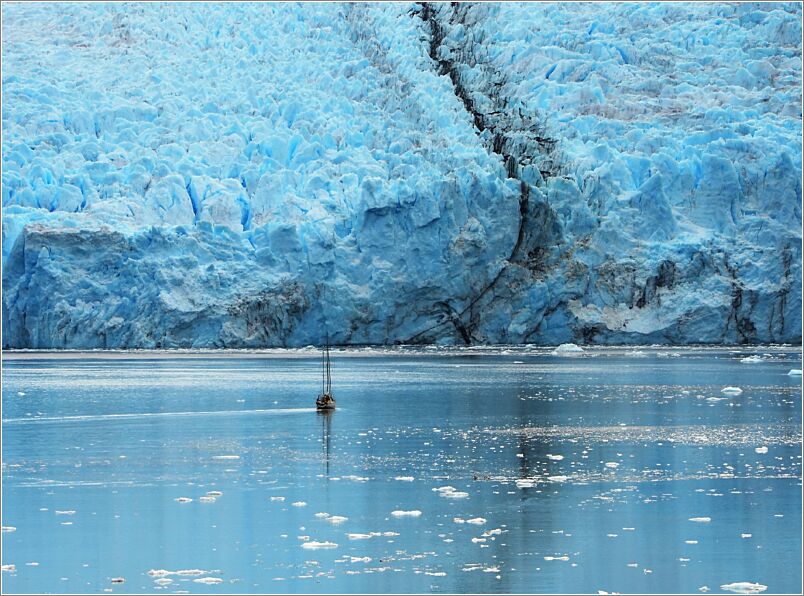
[2, 347, 802, 594]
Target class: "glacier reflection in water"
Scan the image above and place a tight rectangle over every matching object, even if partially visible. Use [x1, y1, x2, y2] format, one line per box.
[1, 347, 801, 594]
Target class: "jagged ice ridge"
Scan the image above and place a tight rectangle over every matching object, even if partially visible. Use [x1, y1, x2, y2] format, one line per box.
[1, 2, 801, 348]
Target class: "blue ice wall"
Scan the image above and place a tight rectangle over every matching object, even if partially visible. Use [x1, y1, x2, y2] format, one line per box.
[2, 3, 801, 347]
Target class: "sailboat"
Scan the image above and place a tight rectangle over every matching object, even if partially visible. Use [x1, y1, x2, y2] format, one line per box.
[316, 339, 336, 411]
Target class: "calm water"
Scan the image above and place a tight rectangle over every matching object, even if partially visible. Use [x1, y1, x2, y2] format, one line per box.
[2, 347, 802, 594]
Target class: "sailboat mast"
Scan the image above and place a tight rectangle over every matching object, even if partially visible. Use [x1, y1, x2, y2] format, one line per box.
[322, 342, 325, 394]
[326, 340, 331, 394]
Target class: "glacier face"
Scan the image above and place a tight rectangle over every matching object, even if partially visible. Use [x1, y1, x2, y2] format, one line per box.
[1, 2, 801, 348]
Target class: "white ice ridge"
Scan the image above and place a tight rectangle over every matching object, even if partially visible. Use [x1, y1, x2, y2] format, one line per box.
[1, 3, 801, 348]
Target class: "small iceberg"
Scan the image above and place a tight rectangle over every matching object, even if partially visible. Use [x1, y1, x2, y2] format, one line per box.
[719, 582, 767, 594]
[301, 540, 338, 549]
[391, 510, 422, 517]
[689, 517, 711, 523]
[193, 577, 224, 584]
[754, 446, 768, 454]
[787, 369, 802, 376]
[740, 356, 763, 364]
[721, 387, 743, 395]
[552, 343, 584, 355]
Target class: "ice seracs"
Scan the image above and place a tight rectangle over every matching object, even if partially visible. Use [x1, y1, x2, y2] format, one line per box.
[2, 3, 799, 349]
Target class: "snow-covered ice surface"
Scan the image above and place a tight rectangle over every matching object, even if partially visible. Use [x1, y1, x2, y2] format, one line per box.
[1, 3, 801, 348]
[1, 347, 801, 593]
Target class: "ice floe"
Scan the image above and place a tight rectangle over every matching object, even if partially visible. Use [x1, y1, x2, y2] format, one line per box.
[721, 387, 744, 395]
[689, 517, 711, 523]
[553, 343, 584, 355]
[391, 510, 422, 517]
[301, 541, 338, 550]
[193, 577, 224, 584]
[720, 582, 768, 594]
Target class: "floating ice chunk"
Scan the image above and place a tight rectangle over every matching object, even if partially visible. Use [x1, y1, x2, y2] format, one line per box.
[425, 571, 447, 576]
[685, 540, 698, 544]
[193, 577, 223, 584]
[548, 475, 568, 482]
[148, 570, 172, 577]
[174, 497, 192, 503]
[482, 528, 503, 537]
[515, 479, 536, 488]
[327, 516, 348, 525]
[1, 526, 16, 533]
[2, 565, 16, 572]
[301, 541, 338, 550]
[740, 356, 763, 363]
[270, 496, 285, 502]
[741, 533, 752, 538]
[291, 501, 307, 507]
[443, 491, 469, 499]
[199, 496, 217, 503]
[689, 517, 711, 523]
[26, 562, 39, 567]
[754, 447, 768, 454]
[315, 512, 330, 518]
[433, 486, 456, 493]
[154, 578, 173, 586]
[342, 475, 368, 482]
[206, 491, 223, 497]
[553, 343, 584, 355]
[721, 387, 743, 395]
[394, 476, 414, 482]
[111, 577, 125, 584]
[544, 556, 569, 561]
[466, 517, 486, 525]
[453, 517, 466, 524]
[347, 533, 373, 540]
[17, 392, 25, 396]
[350, 556, 372, 563]
[471, 537, 486, 543]
[176, 569, 210, 576]
[391, 510, 422, 517]
[787, 369, 802, 376]
[604, 462, 619, 468]
[546, 454, 564, 461]
[211, 455, 240, 460]
[720, 582, 767, 594]
[55, 510, 76, 515]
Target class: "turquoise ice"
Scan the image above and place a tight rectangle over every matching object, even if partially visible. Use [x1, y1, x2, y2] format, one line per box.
[1, 3, 801, 347]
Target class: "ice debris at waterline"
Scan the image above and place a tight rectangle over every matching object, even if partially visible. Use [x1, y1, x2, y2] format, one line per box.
[721, 387, 744, 395]
[1, 3, 801, 349]
[552, 343, 585, 355]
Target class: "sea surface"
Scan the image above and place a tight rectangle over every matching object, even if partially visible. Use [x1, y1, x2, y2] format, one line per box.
[2, 346, 802, 594]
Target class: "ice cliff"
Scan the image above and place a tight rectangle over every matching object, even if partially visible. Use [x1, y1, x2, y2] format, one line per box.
[2, 2, 801, 348]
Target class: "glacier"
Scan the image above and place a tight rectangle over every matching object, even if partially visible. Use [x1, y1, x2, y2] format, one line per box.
[1, 2, 801, 348]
